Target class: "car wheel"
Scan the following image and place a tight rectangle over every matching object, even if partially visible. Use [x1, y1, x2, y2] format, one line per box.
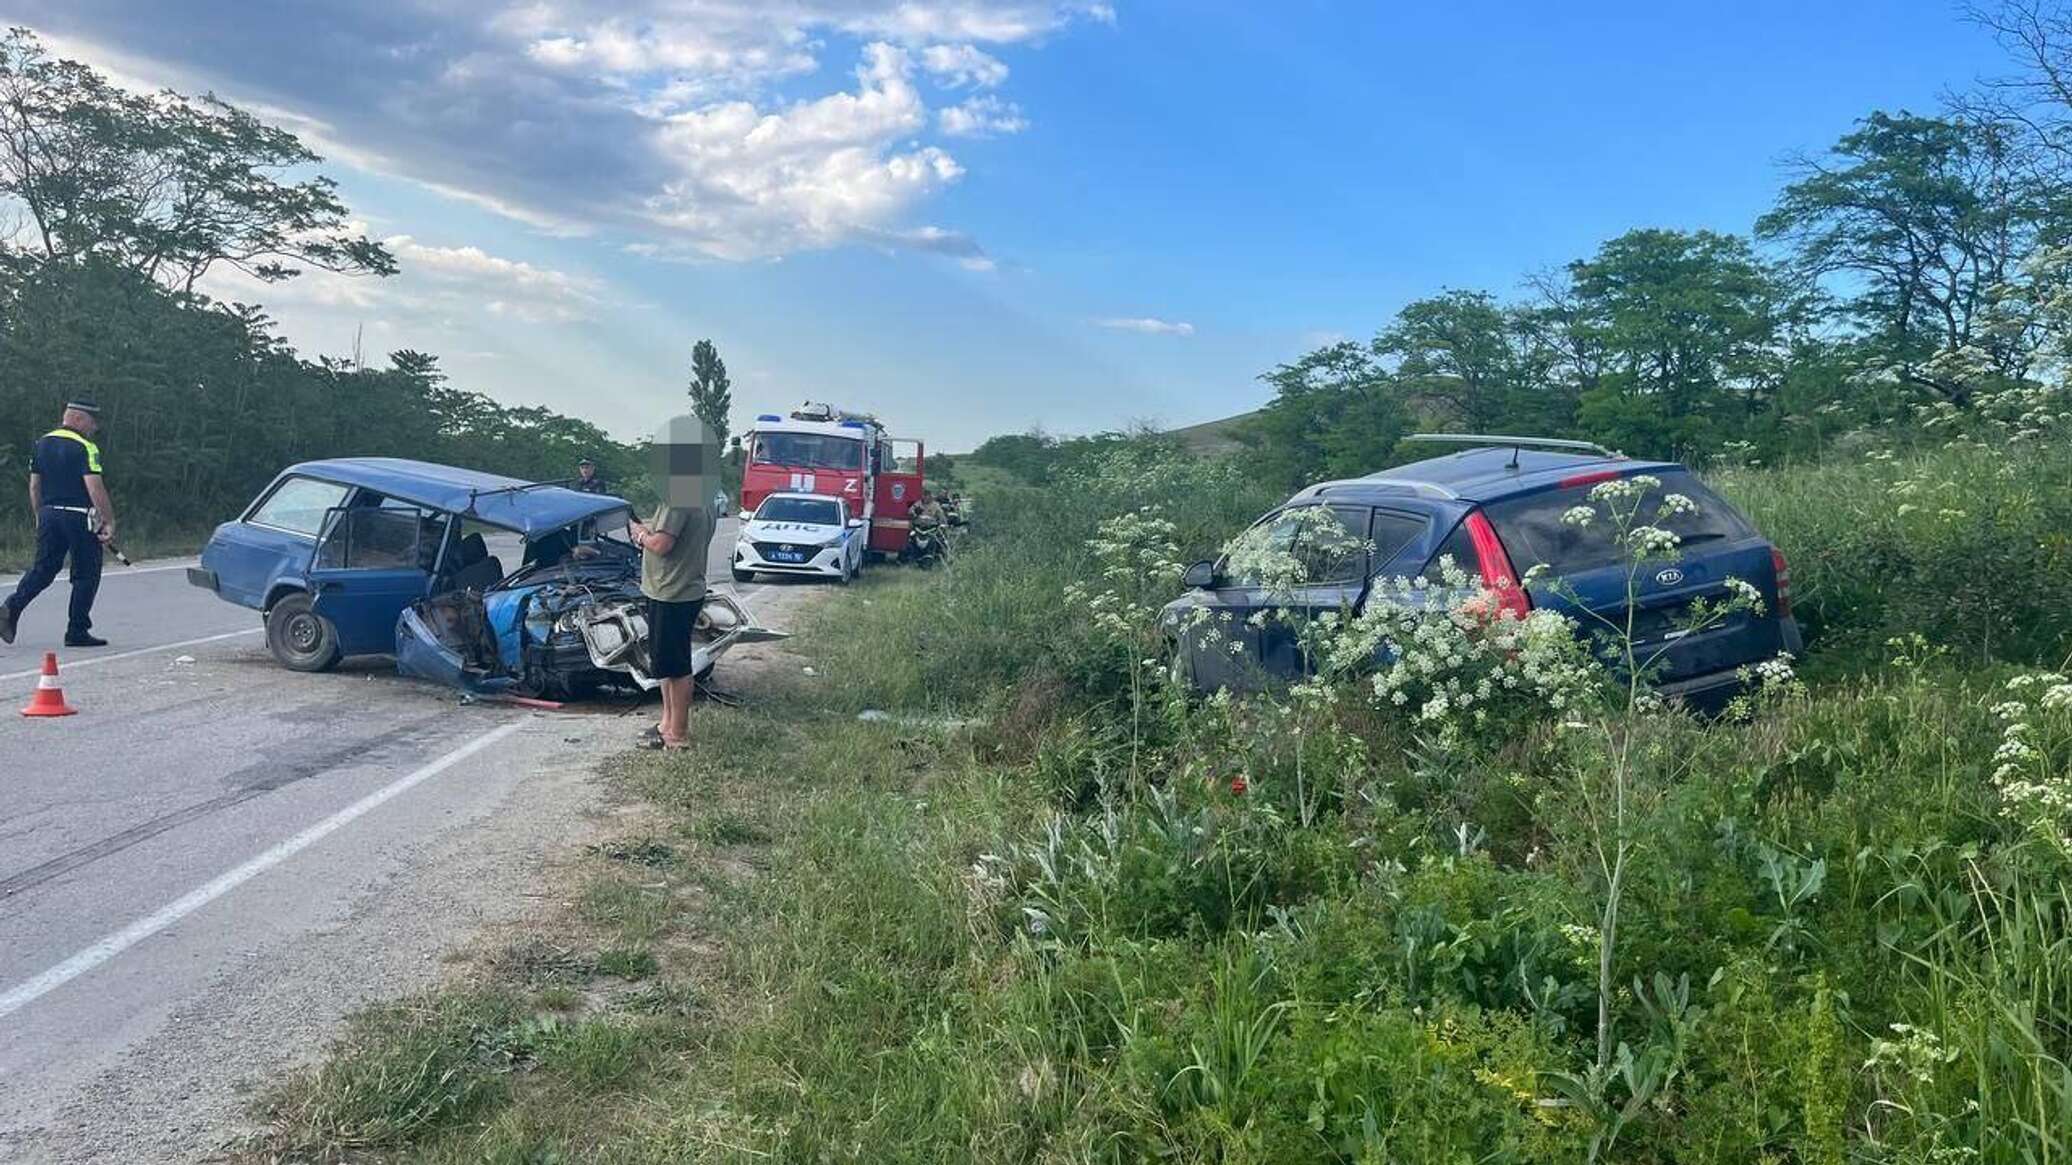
[732, 565, 755, 583]
[267, 593, 343, 673]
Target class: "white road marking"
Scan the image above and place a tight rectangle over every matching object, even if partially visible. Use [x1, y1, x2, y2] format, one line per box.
[0, 718, 529, 1021]
[0, 629, 263, 683]
[0, 558, 200, 587]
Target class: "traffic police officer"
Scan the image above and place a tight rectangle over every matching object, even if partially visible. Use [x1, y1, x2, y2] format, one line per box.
[572, 457, 609, 494]
[0, 399, 116, 648]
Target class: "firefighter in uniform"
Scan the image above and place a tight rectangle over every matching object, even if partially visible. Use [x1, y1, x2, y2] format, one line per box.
[1, 399, 116, 648]
[572, 457, 610, 494]
[908, 490, 947, 529]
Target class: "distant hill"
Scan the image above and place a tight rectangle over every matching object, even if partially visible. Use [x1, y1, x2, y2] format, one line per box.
[1165, 410, 1258, 456]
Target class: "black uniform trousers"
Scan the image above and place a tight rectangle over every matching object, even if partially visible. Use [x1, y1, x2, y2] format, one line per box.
[5, 507, 103, 636]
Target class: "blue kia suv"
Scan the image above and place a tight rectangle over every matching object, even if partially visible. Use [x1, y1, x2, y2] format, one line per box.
[1162, 435, 1801, 708]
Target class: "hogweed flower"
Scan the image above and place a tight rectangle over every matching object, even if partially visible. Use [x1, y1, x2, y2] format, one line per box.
[1988, 671, 2072, 851]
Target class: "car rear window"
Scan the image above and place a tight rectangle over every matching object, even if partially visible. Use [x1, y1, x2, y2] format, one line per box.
[1419, 522, 1480, 585]
[1483, 470, 1757, 576]
[1369, 510, 1427, 568]
[248, 476, 350, 536]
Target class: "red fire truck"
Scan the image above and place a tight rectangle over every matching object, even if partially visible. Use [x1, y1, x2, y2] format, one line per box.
[737, 403, 926, 561]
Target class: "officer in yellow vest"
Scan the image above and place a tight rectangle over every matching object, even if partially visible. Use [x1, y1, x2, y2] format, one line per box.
[1, 399, 117, 648]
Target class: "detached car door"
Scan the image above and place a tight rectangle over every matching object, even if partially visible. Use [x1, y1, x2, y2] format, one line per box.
[307, 504, 441, 655]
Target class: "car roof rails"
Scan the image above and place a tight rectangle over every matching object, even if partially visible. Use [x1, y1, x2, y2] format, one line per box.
[1401, 432, 1621, 469]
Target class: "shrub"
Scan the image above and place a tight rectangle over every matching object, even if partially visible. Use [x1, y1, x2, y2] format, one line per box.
[1719, 434, 2072, 665]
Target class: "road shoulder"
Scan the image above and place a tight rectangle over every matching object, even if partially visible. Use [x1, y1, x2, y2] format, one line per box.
[10, 581, 828, 1165]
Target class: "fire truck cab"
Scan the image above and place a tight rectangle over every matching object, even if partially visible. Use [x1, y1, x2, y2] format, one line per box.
[738, 403, 925, 561]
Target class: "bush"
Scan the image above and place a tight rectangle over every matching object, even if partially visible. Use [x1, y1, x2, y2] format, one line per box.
[1719, 434, 2072, 665]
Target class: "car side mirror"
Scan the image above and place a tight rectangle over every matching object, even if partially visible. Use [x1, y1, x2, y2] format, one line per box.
[1183, 560, 1216, 589]
[847, 518, 865, 529]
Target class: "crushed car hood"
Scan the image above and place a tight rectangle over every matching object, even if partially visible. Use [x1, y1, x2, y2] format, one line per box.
[397, 574, 785, 700]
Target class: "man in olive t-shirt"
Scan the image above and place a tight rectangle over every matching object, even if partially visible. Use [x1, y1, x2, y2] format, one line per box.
[639, 503, 713, 604]
[630, 501, 715, 748]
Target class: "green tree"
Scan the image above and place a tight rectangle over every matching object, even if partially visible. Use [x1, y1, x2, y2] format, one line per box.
[1378, 289, 1534, 432]
[1562, 229, 1799, 457]
[1757, 111, 2048, 405]
[0, 37, 633, 552]
[0, 27, 393, 292]
[687, 339, 732, 444]
[969, 430, 1060, 482]
[1243, 340, 1410, 488]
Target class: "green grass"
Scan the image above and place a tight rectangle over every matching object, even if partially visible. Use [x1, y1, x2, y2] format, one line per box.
[0, 518, 208, 573]
[1717, 437, 2072, 666]
[249, 433, 2072, 1164]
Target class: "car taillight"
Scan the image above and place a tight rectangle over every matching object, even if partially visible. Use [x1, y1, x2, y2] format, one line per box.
[1464, 511, 1532, 621]
[1558, 469, 1622, 488]
[1771, 547, 1792, 618]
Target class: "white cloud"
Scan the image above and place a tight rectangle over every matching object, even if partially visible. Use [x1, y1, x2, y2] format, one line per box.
[869, 224, 996, 270]
[645, 43, 968, 259]
[387, 235, 602, 321]
[16, 2, 1113, 263]
[523, 18, 817, 86]
[1095, 316, 1196, 336]
[199, 234, 602, 325]
[939, 95, 1028, 138]
[921, 43, 1009, 88]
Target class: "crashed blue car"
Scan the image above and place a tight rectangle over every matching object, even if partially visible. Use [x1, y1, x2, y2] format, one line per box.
[188, 457, 775, 699]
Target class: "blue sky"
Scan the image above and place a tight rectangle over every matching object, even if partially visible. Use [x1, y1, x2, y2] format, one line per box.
[4, 1, 2016, 450]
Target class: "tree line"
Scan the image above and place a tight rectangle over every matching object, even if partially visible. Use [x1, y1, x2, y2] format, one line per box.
[0, 27, 650, 544]
[1220, 2, 2072, 488]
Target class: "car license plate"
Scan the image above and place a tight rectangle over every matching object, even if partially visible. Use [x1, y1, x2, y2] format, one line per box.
[772, 547, 806, 563]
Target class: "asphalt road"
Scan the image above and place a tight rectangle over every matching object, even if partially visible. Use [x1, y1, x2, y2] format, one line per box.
[0, 518, 759, 1162]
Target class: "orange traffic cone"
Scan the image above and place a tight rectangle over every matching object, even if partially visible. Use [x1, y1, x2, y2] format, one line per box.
[21, 652, 77, 717]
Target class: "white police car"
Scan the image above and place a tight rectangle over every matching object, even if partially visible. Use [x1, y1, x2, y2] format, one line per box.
[732, 492, 865, 584]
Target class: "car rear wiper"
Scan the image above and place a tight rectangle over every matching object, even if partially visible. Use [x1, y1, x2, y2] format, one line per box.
[1674, 532, 1728, 545]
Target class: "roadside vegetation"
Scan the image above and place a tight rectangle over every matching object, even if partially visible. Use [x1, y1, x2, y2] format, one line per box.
[244, 402, 2072, 1163]
[99, 1, 2072, 1159]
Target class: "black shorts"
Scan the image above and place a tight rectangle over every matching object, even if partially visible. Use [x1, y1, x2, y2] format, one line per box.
[648, 597, 704, 679]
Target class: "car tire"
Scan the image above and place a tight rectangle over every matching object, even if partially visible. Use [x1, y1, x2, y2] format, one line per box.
[732, 565, 755, 583]
[267, 593, 343, 673]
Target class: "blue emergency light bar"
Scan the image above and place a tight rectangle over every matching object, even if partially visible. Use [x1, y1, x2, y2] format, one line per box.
[756, 414, 781, 422]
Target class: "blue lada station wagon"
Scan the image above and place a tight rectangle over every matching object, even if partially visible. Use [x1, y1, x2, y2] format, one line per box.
[188, 458, 774, 698]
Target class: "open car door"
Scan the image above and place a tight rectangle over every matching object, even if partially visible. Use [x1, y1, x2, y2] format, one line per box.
[870, 438, 924, 556]
[308, 505, 442, 655]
